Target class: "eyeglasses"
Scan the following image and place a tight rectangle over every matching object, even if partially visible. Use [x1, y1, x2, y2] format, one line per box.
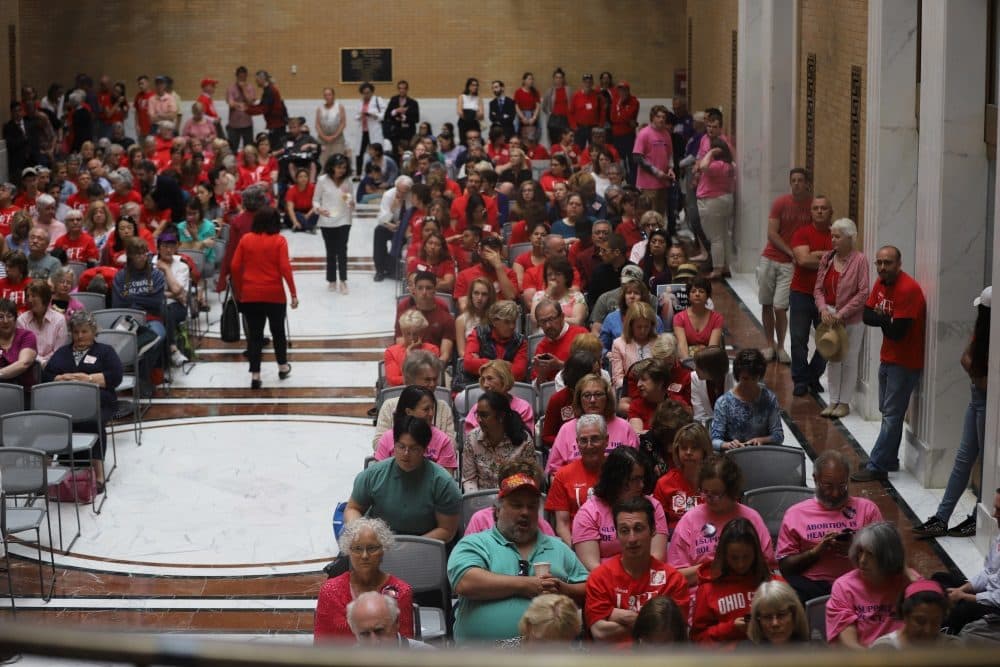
[349, 544, 384, 556]
[517, 559, 530, 576]
[758, 608, 793, 624]
[581, 392, 605, 401]
[393, 442, 424, 455]
[577, 435, 606, 446]
[536, 314, 562, 326]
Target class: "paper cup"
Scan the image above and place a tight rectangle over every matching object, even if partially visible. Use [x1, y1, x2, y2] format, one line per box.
[533, 562, 551, 577]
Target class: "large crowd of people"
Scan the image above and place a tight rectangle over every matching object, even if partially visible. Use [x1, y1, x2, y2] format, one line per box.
[1, 65, 996, 652]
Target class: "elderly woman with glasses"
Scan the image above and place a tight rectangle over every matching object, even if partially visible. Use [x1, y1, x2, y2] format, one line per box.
[746, 580, 810, 646]
[826, 521, 917, 648]
[314, 517, 414, 642]
[345, 416, 461, 543]
[546, 373, 639, 476]
[42, 310, 123, 490]
[17, 279, 66, 366]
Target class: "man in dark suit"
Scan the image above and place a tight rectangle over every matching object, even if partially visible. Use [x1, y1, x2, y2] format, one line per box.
[383, 80, 419, 157]
[2, 102, 30, 185]
[488, 81, 516, 139]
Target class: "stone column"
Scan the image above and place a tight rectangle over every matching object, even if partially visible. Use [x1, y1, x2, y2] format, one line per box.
[857, 0, 919, 420]
[734, 0, 796, 273]
[904, 0, 990, 487]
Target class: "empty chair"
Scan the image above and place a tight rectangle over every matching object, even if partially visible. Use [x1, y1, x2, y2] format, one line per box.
[1, 410, 83, 551]
[805, 594, 830, 643]
[0, 383, 24, 417]
[742, 485, 815, 544]
[96, 330, 145, 446]
[72, 292, 108, 313]
[380, 536, 451, 640]
[0, 452, 57, 604]
[32, 381, 111, 513]
[726, 445, 806, 492]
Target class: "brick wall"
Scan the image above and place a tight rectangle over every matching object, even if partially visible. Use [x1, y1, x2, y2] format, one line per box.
[17, 0, 686, 100]
[687, 0, 739, 135]
[0, 2, 19, 120]
[797, 0, 869, 236]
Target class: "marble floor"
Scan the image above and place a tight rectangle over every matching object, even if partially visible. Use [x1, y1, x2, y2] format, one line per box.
[0, 211, 978, 646]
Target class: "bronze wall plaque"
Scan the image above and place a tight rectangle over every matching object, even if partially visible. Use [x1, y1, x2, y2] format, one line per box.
[850, 65, 862, 222]
[805, 53, 817, 177]
[340, 48, 393, 84]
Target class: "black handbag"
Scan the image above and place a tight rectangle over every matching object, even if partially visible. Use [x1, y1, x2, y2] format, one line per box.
[220, 281, 241, 343]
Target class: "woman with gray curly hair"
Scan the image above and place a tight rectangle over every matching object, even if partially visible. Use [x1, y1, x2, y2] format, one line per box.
[313, 517, 414, 642]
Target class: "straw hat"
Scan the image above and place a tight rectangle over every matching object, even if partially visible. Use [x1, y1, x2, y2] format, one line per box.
[815, 321, 848, 362]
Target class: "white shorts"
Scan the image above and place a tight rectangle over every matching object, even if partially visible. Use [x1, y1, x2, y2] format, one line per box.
[756, 256, 794, 309]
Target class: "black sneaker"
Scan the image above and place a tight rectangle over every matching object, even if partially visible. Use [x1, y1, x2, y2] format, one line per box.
[947, 515, 977, 538]
[809, 380, 825, 395]
[793, 384, 809, 397]
[912, 516, 948, 538]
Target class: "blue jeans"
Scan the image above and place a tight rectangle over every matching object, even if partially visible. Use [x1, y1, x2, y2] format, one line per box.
[294, 211, 318, 231]
[935, 385, 987, 522]
[789, 290, 826, 387]
[867, 362, 922, 472]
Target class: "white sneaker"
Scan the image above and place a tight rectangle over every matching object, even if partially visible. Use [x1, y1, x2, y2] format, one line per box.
[776, 348, 791, 364]
[171, 349, 189, 367]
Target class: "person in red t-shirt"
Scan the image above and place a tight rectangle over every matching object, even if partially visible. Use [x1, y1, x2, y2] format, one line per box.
[454, 236, 518, 310]
[609, 81, 640, 178]
[0, 252, 30, 313]
[628, 361, 692, 432]
[690, 518, 782, 645]
[53, 209, 99, 263]
[133, 75, 156, 138]
[758, 168, 813, 364]
[545, 413, 607, 544]
[197, 78, 220, 121]
[531, 299, 588, 382]
[0, 184, 19, 237]
[284, 168, 317, 232]
[585, 496, 690, 645]
[653, 422, 711, 533]
[789, 196, 833, 397]
[568, 74, 605, 149]
[851, 245, 926, 482]
[513, 73, 541, 133]
[394, 271, 455, 364]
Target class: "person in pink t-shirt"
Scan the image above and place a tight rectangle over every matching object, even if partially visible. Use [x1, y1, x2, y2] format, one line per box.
[667, 455, 775, 586]
[696, 138, 735, 280]
[572, 446, 668, 570]
[463, 506, 556, 537]
[826, 522, 916, 647]
[777, 451, 882, 603]
[632, 105, 674, 219]
[546, 373, 638, 475]
[372, 386, 457, 472]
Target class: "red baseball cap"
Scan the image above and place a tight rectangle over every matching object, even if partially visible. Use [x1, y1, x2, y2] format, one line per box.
[200, 78, 219, 88]
[498, 473, 541, 498]
[616, 81, 631, 89]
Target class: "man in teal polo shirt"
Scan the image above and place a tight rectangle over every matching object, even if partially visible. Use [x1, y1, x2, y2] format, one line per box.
[448, 467, 589, 643]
